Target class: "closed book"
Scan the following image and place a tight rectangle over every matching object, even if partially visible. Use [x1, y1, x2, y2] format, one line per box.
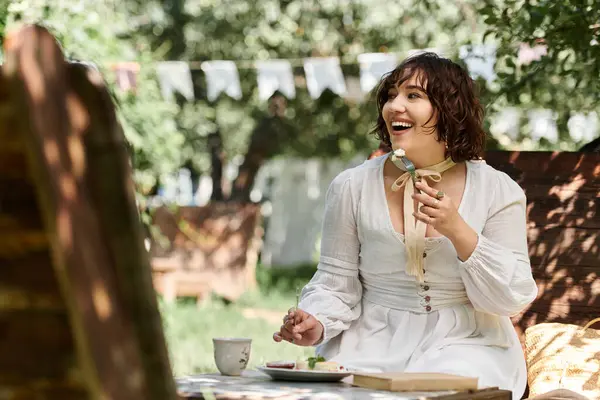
[352, 372, 478, 392]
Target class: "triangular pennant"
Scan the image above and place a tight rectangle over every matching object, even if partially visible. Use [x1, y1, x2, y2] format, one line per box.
[111, 62, 140, 93]
[156, 61, 195, 101]
[201, 60, 243, 101]
[256, 60, 296, 100]
[357, 53, 398, 93]
[303, 57, 347, 99]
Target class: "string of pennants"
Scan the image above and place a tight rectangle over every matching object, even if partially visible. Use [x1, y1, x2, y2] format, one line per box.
[105, 43, 547, 103]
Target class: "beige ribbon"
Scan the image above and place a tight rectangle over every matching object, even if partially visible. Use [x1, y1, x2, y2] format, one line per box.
[390, 154, 456, 282]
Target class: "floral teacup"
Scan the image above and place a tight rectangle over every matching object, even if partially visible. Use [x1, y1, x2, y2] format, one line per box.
[213, 338, 252, 376]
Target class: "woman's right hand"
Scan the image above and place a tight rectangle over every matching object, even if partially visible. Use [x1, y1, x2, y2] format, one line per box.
[273, 308, 324, 346]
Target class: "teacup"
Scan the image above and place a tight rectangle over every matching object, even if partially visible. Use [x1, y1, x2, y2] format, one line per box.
[213, 337, 252, 376]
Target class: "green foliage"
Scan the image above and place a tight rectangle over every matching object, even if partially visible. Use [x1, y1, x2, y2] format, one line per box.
[479, 0, 600, 148]
[122, 0, 487, 167]
[255, 262, 317, 296]
[3, 0, 596, 192]
[4, 0, 184, 194]
[307, 355, 326, 369]
[160, 299, 314, 375]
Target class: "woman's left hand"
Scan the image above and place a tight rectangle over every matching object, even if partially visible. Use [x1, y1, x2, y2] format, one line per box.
[411, 180, 463, 239]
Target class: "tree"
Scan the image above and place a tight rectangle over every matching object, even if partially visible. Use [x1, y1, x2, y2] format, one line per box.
[479, 0, 600, 150]
[123, 0, 488, 201]
[3, 0, 186, 197]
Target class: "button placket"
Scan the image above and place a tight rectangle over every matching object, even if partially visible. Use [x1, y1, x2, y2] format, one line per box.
[417, 250, 432, 312]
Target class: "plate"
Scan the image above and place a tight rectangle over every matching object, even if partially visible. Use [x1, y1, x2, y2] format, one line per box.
[257, 366, 352, 382]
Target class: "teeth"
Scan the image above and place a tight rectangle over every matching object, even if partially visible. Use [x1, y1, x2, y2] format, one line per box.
[392, 121, 413, 128]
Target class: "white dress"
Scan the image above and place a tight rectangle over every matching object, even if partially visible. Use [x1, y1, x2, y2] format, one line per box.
[298, 153, 538, 400]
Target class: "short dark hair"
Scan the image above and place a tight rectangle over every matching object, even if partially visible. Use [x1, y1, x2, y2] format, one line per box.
[370, 52, 486, 162]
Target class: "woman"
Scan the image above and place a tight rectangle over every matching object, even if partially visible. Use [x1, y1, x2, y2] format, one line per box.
[273, 52, 538, 399]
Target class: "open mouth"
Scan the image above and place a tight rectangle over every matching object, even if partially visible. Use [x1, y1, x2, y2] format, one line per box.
[391, 121, 413, 132]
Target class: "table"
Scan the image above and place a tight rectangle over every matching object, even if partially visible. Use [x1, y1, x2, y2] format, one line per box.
[176, 371, 512, 400]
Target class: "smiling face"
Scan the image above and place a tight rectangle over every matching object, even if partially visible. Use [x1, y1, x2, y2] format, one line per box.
[371, 52, 487, 164]
[381, 71, 445, 160]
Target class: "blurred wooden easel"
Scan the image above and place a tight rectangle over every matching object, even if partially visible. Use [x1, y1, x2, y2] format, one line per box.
[0, 25, 177, 399]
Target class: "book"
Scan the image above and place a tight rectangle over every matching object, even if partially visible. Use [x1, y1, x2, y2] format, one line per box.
[351, 372, 479, 392]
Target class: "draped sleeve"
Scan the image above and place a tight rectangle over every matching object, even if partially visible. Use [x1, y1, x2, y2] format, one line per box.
[298, 170, 363, 343]
[458, 171, 538, 316]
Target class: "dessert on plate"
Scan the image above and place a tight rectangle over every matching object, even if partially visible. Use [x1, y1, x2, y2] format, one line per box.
[266, 356, 345, 372]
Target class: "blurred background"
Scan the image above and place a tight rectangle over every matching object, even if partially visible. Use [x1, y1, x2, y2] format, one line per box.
[2, 0, 599, 376]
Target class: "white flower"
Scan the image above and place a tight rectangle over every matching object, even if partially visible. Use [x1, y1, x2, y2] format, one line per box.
[393, 148, 406, 158]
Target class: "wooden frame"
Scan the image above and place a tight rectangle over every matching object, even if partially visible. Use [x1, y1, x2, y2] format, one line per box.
[1, 25, 177, 399]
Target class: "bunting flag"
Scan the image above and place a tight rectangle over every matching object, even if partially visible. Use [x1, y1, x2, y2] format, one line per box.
[459, 44, 497, 83]
[88, 48, 505, 102]
[156, 61, 195, 102]
[256, 60, 296, 100]
[201, 60, 243, 101]
[357, 52, 398, 93]
[303, 57, 347, 99]
[343, 76, 365, 103]
[111, 62, 140, 93]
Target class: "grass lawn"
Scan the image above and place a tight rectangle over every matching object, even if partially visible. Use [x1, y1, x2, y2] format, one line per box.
[160, 264, 318, 376]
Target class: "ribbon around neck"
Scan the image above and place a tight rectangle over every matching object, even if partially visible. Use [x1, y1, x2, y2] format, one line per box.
[389, 153, 456, 282]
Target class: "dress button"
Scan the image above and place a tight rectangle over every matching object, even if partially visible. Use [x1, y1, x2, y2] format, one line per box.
[423, 252, 427, 258]
[425, 305, 432, 312]
[425, 296, 431, 302]
[423, 285, 430, 291]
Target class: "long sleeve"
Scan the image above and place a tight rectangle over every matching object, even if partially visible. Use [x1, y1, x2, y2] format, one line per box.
[298, 171, 362, 344]
[458, 172, 538, 317]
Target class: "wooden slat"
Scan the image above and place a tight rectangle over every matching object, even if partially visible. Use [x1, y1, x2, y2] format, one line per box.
[0, 178, 43, 229]
[531, 264, 599, 277]
[0, 311, 75, 381]
[0, 251, 65, 311]
[0, 251, 62, 294]
[523, 182, 600, 197]
[527, 227, 599, 266]
[486, 150, 600, 366]
[0, 149, 30, 179]
[67, 62, 177, 398]
[0, 231, 48, 257]
[3, 25, 177, 400]
[0, 384, 88, 400]
[525, 197, 599, 229]
[485, 151, 600, 179]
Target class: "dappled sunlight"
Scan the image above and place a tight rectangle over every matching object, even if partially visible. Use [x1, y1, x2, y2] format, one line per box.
[43, 138, 60, 165]
[19, 41, 47, 104]
[0, 24, 176, 399]
[92, 283, 113, 321]
[487, 151, 600, 359]
[67, 135, 87, 178]
[548, 174, 585, 202]
[111, 345, 145, 391]
[59, 174, 78, 202]
[56, 207, 74, 249]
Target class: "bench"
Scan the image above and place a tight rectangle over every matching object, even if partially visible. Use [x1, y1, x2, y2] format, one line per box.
[484, 151, 599, 347]
[485, 151, 599, 399]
